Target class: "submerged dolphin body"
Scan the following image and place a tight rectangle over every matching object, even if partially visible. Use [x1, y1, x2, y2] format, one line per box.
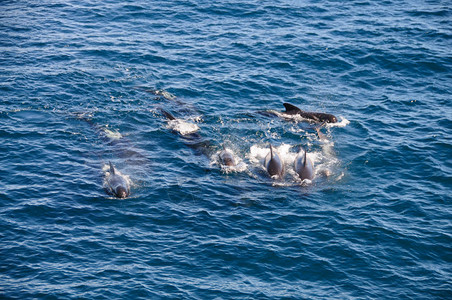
[294, 148, 315, 180]
[264, 144, 284, 177]
[105, 162, 130, 198]
[282, 103, 337, 123]
[135, 87, 177, 101]
[75, 113, 148, 164]
[314, 121, 328, 141]
[160, 109, 212, 155]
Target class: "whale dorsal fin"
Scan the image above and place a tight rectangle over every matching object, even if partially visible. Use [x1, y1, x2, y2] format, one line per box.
[160, 109, 176, 120]
[269, 143, 274, 158]
[299, 147, 307, 168]
[283, 103, 301, 113]
[303, 148, 307, 168]
[109, 161, 116, 175]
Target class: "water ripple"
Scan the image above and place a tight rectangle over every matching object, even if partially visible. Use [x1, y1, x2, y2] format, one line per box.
[1, 0, 451, 299]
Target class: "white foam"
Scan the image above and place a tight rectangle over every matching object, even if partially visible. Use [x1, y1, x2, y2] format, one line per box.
[273, 111, 313, 123]
[249, 143, 297, 166]
[327, 117, 349, 128]
[160, 90, 176, 100]
[190, 115, 203, 123]
[103, 128, 122, 140]
[221, 161, 248, 173]
[167, 119, 200, 135]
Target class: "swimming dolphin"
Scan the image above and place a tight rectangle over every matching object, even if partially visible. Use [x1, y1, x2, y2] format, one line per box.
[105, 162, 130, 198]
[219, 145, 236, 166]
[294, 147, 315, 180]
[264, 144, 284, 177]
[160, 109, 212, 155]
[282, 103, 337, 123]
[75, 113, 148, 165]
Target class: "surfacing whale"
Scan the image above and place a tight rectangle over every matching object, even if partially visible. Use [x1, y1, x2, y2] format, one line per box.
[219, 145, 236, 167]
[264, 144, 284, 178]
[105, 162, 130, 198]
[282, 103, 337, 123]
[294, 147, 314, 180]
[160, 109, 212, 155]
[75, 113, 148, 164]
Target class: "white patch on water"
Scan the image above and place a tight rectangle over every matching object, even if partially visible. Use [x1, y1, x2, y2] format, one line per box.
[167, 119, 200, 135]
[103, 128, 123, 140]
[190, 115, 203, 123]
[249, 143, 297, 166]
[312, 137, 340, 181]
[160, 90, 176, 100]
[335, 171, 345, 181]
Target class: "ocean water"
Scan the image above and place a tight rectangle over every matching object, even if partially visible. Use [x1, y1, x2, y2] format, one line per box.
[1, 0, 451, 299]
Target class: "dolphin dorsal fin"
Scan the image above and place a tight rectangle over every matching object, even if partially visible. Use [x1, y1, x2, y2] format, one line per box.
[109, 161, 116, 175]
[299, 147, 307, 168]
[270, 143, 274, 158]
[160, 109, 176, 120]
[283, 103, 301, 113]
[303, 148, 307, 168]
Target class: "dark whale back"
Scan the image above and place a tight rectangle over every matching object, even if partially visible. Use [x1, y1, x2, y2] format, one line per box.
[283, 103, 337, 123]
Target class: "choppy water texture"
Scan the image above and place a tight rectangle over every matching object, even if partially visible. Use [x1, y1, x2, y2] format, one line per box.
[1, 0, 451, 299]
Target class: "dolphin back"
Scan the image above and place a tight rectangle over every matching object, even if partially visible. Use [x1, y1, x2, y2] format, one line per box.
[265, 144, 284, 177]
[295, 148, 314, 180]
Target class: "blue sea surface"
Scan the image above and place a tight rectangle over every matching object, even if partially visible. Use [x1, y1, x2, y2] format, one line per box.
[1, 0, 451, 299]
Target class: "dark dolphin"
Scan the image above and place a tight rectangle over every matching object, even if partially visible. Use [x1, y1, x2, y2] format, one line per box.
[160, 109, 176, 121]
[282, 103, 337, 123]
[160, 109, 212, 156]
[264, 144, 284, 177]
[105, 162, 130, 198]
[75, 113, 148, 164]
[294, 147, 314, 180]
[219, 145, 236, 167]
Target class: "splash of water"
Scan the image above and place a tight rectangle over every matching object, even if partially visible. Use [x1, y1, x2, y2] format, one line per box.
[167, 119, 200, 135]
